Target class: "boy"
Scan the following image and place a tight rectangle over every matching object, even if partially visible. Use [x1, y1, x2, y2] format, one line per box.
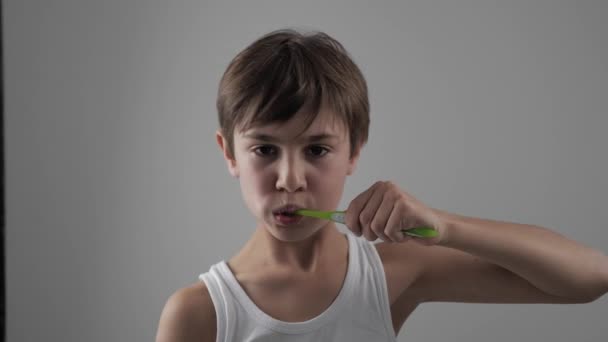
[156, 29, 608, 341]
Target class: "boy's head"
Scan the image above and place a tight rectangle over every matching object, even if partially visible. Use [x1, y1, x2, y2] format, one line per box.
[216, 28, 369, 160]
[215, 28, 370, 239]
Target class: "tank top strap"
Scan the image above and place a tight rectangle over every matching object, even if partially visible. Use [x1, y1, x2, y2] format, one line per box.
[199, 265, 233, 342]
[352, 238, 397, 338]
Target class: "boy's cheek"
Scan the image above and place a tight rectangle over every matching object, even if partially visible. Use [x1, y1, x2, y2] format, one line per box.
[316, 176, 346, 209]
[238, 181, 265, 220]
[239, 172, 273, 208]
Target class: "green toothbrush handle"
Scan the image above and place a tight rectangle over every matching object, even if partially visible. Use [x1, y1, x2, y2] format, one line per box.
[294, 209, 439, 239]
[401, 227, 438, 238]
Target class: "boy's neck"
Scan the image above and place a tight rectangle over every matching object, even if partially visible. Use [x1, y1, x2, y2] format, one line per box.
[234, 222, 347, 273]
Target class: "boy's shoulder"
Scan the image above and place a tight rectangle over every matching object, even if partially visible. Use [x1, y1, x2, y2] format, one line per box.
[156, 282, 216, 342]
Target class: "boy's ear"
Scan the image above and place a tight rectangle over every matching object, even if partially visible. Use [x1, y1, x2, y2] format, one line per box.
[216, 130, 239, 178]
[347, 143, 364, 176]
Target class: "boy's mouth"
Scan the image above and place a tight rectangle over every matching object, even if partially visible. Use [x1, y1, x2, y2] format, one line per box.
[272, 204, 304, 224]
[272, 204, 303, 216]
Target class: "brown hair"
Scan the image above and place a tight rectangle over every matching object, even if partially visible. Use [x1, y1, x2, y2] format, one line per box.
[216, 28, 369, 158]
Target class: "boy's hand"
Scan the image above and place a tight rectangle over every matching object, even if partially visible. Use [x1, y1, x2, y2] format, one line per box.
[344, 181, 446, 245]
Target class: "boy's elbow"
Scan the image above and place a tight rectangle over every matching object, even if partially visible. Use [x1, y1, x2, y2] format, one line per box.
[578, 284, 608, 304]
[580, 252, 608, 303]
[594, 261, 608, 302]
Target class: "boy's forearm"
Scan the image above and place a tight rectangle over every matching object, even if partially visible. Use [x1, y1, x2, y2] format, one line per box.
[435, 208, 608, 301]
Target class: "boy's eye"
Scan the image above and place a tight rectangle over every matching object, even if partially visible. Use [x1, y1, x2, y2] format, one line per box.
[252, 145, 329, 158]
[307, 145, 329, 157]
[253, 145, 277, 157]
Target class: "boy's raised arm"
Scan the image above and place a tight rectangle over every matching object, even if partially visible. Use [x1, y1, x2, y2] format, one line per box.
[433, 209, 608, 302]
[345, 181, 608, 303]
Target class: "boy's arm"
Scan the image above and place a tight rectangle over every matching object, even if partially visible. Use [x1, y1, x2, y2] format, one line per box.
[346, 181, 608, 304]
[155, 283, 216, 342]
[399, 209, 608, 304]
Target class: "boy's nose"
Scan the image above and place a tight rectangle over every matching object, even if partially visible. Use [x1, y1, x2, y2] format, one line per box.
[275, 156, 307, 193]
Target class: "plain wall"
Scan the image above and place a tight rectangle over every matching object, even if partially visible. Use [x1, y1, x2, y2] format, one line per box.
[5, 0, 608, 341]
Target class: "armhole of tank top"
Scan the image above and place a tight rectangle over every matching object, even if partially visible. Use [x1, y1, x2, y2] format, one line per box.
[200, 272, 226, 342]
[365, 242, 398, 340]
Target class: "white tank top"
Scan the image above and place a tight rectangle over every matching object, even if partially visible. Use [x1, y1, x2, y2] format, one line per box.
[199, 233, 398, 341]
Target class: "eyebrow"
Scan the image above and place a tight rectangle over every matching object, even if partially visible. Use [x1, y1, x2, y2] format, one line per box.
[243, 133, 340, 143]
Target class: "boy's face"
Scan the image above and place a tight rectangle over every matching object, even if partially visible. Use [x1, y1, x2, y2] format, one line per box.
[216, 106, 361, 241]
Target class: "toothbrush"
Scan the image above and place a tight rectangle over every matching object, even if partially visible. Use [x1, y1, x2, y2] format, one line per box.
[294, 209, 439, 238]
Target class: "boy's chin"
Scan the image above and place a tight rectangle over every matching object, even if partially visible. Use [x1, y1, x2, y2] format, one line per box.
[264, 219, 335, 239]
[268, 228, 323, 243]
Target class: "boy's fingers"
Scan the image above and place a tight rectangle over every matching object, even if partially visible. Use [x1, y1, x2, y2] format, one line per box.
[370, 194, 394, 242]
[385, 204, 408, 243]
[345, 184, 375, 236]
[358, 183, 385, 241]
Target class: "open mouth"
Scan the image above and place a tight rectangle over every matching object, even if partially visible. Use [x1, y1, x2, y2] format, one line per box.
[272, 204, 304, 224]
[272, 204, 302, 215]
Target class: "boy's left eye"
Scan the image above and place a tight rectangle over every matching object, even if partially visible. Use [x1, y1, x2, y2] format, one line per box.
[307, 145, 329, 157]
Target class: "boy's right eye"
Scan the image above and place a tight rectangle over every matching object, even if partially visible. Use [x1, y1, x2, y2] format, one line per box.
[253, 145, 277, 157]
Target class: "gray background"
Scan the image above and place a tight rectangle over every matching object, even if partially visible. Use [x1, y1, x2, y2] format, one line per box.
[5, 0, 608, 341]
